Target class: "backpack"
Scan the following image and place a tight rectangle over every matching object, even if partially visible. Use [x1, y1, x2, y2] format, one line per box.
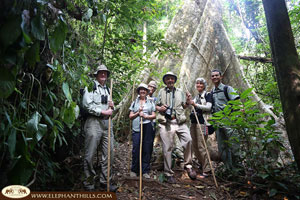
[211, 85, 230, 109]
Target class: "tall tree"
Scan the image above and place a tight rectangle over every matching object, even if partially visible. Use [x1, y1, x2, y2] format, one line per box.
[262, 0, 300, 170]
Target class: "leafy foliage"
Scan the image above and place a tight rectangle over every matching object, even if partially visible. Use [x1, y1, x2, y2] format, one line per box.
[0, 0, 180, 189]
[211, 89, 299, 198]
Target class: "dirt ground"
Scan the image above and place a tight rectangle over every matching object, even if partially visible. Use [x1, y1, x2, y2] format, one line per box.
[109, 138, 238, 200]
[69, 134, 257, 199]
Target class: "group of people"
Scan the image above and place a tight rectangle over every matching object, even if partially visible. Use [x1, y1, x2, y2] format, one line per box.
[81, 64, 239, 191]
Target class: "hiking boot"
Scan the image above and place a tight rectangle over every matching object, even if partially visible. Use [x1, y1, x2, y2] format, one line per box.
[186, 166, 197, 180]
[99, 183, 118, 192]
[143, 173, 150, 179]
[130, 172, 137, 177]
[166, 176, 176, 184]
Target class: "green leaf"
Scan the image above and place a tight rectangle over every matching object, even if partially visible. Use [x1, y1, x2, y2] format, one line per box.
[63, 102, 76, 128]
[43, 112, 54, 127]
[36, 124, 47, 142]
[62, 82, 72, 101]
[53, 107, 60, 119]
[27, 111, 42, 133]
[259, 173, 269, 179]
[49, 20, 68, 52]
[269, 188, 277, 197]
[240, 88, 253, 99]
[8, 156, 34, 185]
[83, 8, 93, 21]
[158, 173, 165, 183]
[7, 128, 16, 158]
[25, 41, 40, 68]
[0, 16, 22, 48]
[50, 126, 58, 151]
[0, 67, 16, 99]
[31, 14, 45, 40]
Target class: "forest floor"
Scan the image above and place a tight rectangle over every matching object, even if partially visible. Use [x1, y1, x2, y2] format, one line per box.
[111, 142, 233, 200]
[71, 135, 256, 200]
[63, 133, 298, 200]
[69, 135, 298, 200]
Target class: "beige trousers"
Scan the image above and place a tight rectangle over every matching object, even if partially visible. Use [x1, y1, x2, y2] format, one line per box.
[83, 117, 114, 189]
[190, 123, 210, 173]
[158, 119, 192, 176]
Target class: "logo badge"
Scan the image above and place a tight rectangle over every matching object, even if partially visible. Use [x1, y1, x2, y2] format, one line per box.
[1, 185, 30, 199]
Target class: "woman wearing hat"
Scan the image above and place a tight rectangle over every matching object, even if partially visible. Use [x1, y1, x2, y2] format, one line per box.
[129, 83, 156, 178]
[187, 77, 215, 178]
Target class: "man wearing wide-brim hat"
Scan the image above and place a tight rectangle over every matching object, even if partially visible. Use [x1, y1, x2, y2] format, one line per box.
[81, 64, 117, 192]
[156, 71, 196, 184]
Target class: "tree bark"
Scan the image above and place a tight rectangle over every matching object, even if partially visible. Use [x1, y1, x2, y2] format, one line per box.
[262, 0, 300, 170]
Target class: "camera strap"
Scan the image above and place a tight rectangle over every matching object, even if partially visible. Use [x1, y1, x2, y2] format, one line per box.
[165, 87, 175, 109]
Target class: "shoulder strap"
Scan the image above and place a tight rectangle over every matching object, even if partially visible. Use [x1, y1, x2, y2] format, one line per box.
[106, 86, 110, 95]
[224, 85, 230, 101]
[90, 81, 97, 93]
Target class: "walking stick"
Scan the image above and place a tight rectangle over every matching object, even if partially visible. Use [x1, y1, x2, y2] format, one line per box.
[107, 79, 113, 192]
[183, 82, 218, 188]
[139, 117, 143, 200]
[128, 80, 136, 173]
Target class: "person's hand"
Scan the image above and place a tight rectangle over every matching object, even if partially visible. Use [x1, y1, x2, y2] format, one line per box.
[101, 108, 113, 116]
[159, 104, 168, 113]
[186, 93, 193, 105]
[108, 100, 114, 108]
[139, 111, 145, 118]
[186, 92, 192, 100]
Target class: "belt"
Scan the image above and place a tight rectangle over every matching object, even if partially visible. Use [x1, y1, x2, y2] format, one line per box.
[88, 115, 108, 120]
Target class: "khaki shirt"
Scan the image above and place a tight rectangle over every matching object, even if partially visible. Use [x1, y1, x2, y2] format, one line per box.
[82, 80, 110, 117]
[156, 87, 187, 124]
[211, 83, 239, 113]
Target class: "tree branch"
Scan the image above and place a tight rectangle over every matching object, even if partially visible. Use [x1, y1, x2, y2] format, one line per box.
[237, 55, 273, 63]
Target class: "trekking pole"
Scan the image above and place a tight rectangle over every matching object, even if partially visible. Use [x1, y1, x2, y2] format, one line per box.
[128, 80, 136, 173]
[139, 116, 143, 200]
[183, 82, 218, 188]
[107, 79, 113, 192]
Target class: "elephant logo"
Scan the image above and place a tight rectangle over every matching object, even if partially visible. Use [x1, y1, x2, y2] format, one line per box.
[1, 185, 30, 199]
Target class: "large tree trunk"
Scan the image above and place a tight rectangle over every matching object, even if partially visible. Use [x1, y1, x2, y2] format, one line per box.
[262, 0, 300, 170]
[114, 0, 283, 138]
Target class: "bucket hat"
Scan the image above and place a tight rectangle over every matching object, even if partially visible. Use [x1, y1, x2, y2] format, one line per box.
[136, 83, 149, 94]
[93, 64, 110, 77]
[148, 80, 157, 88]
[162, 71, 177, 84]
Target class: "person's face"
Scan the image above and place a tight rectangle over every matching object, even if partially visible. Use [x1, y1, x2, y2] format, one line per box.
[96, 71, 108, 84]
[139, 88, 148, 98]
[211, 71, 222, 86]
[148, 86, 156, 95]
[196, 82, 205, 92]
[164, 76, 175, 89]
